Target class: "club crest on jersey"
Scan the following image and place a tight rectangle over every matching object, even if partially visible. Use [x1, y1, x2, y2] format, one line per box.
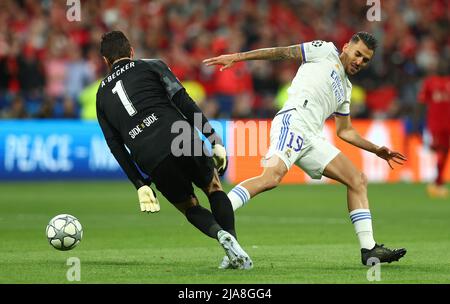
[285, 149, 292, 158]
[312, 40, 323, 47]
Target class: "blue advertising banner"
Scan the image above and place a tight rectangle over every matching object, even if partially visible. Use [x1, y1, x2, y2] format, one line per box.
[0, 120, 124, 181]
[0, 120, 228, 181]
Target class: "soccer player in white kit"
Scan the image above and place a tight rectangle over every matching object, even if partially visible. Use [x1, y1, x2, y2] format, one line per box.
[204, 32, 407, 266]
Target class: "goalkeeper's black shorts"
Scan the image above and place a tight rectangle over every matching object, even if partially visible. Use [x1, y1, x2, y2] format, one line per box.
[151, 150, 215, 204]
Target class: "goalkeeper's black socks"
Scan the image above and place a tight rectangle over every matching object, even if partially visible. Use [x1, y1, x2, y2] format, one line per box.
[185, 205, 222, 239]
[208, 191, 237, 239]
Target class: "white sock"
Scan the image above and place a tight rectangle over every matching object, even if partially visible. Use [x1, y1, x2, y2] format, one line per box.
[349, 209, 376, 250]
[228, 185, 251, 211]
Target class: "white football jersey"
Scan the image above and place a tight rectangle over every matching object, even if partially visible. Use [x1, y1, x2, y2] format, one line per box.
[283, 40, 352, 133]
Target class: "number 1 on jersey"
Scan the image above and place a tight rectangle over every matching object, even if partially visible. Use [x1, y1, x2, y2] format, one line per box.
[112, 80, 137, 116]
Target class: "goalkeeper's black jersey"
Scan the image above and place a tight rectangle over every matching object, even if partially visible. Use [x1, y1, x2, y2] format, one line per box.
[96, 58, 200, 189]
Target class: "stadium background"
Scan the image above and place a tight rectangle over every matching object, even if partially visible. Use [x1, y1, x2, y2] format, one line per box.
[0, 0, 449, 284]
[0, 0, 449, 182]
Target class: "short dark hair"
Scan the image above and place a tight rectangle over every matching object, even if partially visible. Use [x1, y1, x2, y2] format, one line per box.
[100, 31, 132, 64]
[350, 32, 377, 51]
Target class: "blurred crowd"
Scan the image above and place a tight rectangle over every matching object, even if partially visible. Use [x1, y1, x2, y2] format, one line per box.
[0, 0, 448, 132]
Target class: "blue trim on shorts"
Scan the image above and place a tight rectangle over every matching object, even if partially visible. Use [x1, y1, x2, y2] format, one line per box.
[277, 114, 292, 151]
[280, 114, 292, 150]
[277, 114, 289, 151]
[275, 108, 296, 117]
[334, 112, 350, 116]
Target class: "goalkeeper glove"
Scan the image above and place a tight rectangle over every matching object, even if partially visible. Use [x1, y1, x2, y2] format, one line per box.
[137, 185, 160, 213]
[212, 144, 228, 176]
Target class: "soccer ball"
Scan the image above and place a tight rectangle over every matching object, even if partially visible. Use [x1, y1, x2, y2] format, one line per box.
[46, 214, 83, 251]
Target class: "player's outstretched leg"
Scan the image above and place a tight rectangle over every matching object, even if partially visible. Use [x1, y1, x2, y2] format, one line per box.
[228, 155, 288, 211]
[323, 152, 407, 265]
[183, 202, 222, 239]
[176, 195, 252, 269]
[185, 205, 252, 269]
[202, 172, 237, 238]
[217, 230, 253, 270]
[206, 189, 240, 269]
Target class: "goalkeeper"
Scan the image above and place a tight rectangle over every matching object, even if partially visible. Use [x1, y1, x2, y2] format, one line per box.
[96, 31, 251, 270]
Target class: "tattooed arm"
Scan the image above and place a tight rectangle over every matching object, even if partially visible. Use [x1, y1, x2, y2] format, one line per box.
[203, 45, 302, 71]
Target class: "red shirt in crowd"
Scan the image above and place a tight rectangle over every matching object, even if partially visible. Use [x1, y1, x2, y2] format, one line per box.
[211, 61, 253, 95]
[419, 75, 450, 132]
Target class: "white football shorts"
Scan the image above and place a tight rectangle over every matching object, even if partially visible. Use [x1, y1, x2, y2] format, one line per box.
[264, 108, 340, 179]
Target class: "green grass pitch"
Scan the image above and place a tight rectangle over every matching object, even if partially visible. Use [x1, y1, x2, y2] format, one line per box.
[0, 181, 449, 283]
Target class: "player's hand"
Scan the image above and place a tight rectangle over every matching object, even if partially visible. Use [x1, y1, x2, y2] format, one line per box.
[212, 144, 228, 176]
[203, 54, 238, 71]
[375, 146, 407, 169]
[137, 185, 160, 213]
